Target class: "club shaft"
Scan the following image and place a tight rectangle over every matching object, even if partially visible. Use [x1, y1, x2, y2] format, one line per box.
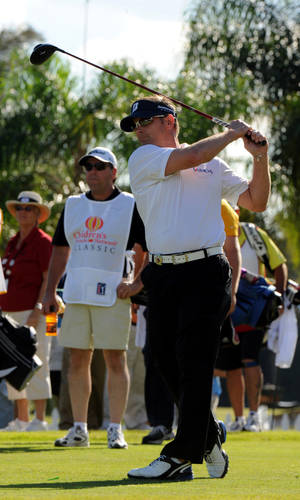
[51, 46, 266, 145]
[58, 48, 217, 122]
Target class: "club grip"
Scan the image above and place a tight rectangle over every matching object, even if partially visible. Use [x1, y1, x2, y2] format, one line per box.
[245, 131, 266, 146]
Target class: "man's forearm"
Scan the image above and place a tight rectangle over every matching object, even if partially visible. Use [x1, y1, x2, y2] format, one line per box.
[223, 236, 242, 295]
[274, 263, 288, 294]
[45, 246, 70, 295]
[247, 153, 271, 211]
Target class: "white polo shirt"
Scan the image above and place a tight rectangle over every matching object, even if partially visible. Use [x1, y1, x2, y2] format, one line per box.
[128, 144, 248, 254]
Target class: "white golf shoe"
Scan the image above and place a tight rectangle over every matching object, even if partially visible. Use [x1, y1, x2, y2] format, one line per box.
[128, 455, 193, 481]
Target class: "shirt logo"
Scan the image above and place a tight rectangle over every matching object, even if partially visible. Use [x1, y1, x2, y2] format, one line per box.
[193, 166, 213, 175]
[96, 282, 106, 295]
[85, 216, 104, 231]
[72, 216, 117, 249]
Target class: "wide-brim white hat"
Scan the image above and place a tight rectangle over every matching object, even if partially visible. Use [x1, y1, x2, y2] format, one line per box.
[6, 191, 51, 224]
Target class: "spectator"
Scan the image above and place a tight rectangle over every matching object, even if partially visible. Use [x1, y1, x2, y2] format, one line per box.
[0, 191, 52, 431]
[123, 244, 149, 430]
[0, 209, 13, 426]
[216, 219, 287, 432]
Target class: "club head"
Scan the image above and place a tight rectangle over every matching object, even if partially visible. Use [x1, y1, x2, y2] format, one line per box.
[30, 43, 60, 65]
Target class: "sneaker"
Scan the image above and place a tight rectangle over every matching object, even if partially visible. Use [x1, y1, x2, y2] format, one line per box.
[107, 425, 128, 449]
[204, 422, 229, 478]
[204, 443, 229, 478]
[54, 425, 90, 447]
[128, 455, 193, 481]
[228, 416, 246, 432]
[244, 412, 262, 432]
[0, 418, 28, 432]
[26, 418, 48, 431]
[142, 425, 175, 445]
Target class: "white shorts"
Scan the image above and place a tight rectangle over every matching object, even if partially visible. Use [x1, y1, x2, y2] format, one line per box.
[4, 310, 52, 401]
[59, 299, 131, 350]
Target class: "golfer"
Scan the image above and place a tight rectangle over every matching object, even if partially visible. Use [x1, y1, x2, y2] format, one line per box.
[120, 96, 270, 480]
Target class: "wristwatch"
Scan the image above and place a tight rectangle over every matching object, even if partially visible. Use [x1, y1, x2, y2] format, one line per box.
[35, 302, 43, 311]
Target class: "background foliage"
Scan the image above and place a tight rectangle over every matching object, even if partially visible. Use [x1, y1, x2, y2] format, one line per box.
[183, 0, 300, 274]
[0, 1, 299, 278]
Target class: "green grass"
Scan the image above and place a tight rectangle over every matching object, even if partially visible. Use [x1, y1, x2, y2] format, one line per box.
[0, 430, 300, 499]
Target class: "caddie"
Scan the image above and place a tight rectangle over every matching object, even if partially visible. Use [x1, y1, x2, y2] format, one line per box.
[43, 146, 147, 450]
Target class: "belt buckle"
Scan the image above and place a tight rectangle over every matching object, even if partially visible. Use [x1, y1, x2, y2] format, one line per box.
[171, 253, 190, 264]
[154, 255, 163, 266]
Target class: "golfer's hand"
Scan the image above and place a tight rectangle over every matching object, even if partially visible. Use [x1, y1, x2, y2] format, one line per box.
[227, 119, 252, 140]
[243, 128, 268, 155]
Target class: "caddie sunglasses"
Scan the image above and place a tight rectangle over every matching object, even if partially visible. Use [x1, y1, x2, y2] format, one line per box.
[83, 162, 112, 172]
[134, 115, 166, 129]
[15, 205, 34, 212]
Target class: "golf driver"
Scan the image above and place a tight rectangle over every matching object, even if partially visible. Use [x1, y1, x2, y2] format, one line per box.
[30, 43, 266, 145]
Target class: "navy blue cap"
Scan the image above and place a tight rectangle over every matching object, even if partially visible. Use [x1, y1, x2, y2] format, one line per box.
[120, 99, 176, 132]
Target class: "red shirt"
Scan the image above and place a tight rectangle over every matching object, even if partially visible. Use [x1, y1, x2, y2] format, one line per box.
[0, 227, 52, 312]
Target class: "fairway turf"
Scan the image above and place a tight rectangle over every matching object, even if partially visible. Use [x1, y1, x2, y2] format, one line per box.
[0, 430, 299, 499]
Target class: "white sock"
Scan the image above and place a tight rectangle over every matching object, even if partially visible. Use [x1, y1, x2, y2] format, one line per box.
[108, 422, 121, 430]
[17, 419, 29, 427]
[74, 422, 88, 433]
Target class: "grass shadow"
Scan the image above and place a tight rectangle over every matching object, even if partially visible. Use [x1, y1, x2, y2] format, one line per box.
[0, 477, 208, 490]
[0, 446, 52, 453]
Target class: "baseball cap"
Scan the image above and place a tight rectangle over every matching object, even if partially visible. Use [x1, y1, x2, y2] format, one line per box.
[120, 99, 177, 132]
[79, 147, 117, 167]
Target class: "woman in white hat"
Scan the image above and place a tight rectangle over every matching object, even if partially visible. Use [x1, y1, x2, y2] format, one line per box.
[0, 191, 53, 431]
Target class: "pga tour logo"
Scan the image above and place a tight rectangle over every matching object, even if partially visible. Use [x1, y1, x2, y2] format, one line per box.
[97, 282, 106, 296]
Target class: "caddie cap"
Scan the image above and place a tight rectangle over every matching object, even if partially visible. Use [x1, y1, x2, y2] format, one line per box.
[79, 146, 117, 167]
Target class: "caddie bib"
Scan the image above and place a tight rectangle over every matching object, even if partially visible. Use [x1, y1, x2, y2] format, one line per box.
[63, 192, 134, 306]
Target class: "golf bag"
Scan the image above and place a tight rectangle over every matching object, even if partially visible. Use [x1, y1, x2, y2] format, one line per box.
[231, 268, 282, 329]
[0, 312, 42, 391]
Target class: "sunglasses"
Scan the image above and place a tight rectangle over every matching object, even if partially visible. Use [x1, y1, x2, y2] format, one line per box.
[134, 115, 166, 129]
[15, 205, 34, 212]
[83, 162, 112, 172]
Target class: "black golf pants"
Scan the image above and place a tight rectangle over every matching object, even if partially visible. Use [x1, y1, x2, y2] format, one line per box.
[141, 254, 231, 463]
